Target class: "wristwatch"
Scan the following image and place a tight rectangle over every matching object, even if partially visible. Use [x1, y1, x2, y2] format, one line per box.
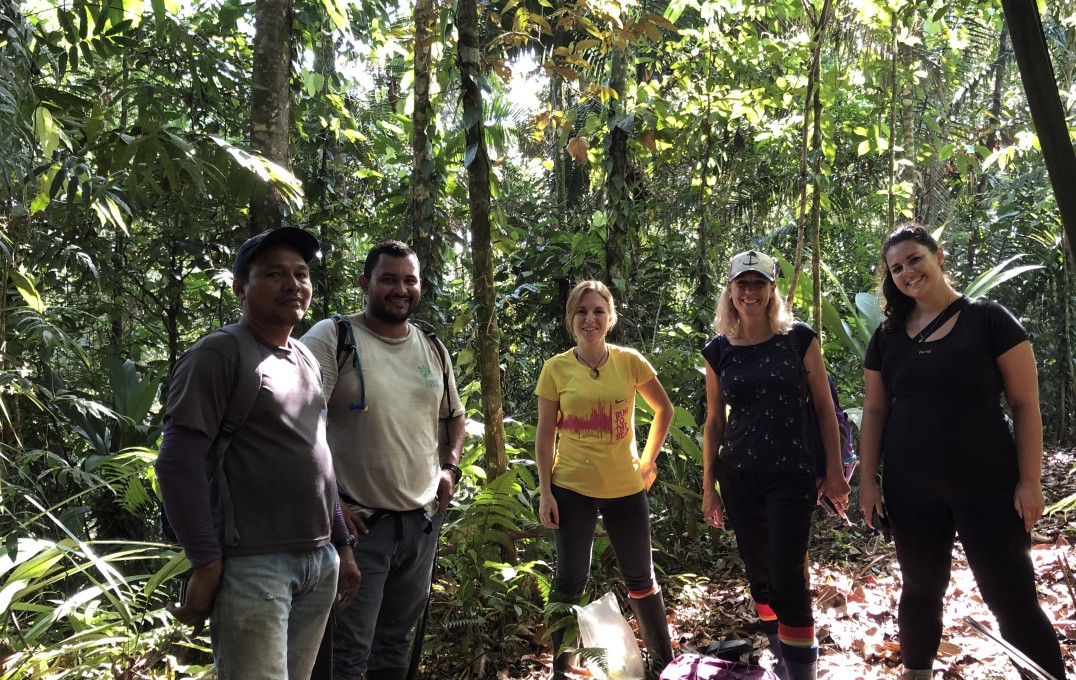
[441, 462, 462, 484]
[333, 534, 357, 549]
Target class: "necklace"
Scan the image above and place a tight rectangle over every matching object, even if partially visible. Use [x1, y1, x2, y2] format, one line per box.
[912, 293, 960, 336]
[573, 348, 608, 379]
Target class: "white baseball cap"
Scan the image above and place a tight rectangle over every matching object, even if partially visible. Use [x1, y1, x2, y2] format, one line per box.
[727, 250, 776, 281]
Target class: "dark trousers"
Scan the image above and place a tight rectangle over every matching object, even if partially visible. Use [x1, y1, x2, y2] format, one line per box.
[551, 485, 657, 596]
[717, 463, 816, 628]
[885, 476, 1065, 678]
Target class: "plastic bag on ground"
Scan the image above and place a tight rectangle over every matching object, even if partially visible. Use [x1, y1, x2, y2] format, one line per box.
[574, 591, 646, 680]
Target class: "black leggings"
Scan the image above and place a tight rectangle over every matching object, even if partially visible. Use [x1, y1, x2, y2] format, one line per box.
[717, 464, 817, 628]
[551, 485, 657, 596]
[885, 476, 1065, 677]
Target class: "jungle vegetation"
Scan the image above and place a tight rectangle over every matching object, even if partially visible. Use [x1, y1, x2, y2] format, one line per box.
[1, 0, 1074, 676]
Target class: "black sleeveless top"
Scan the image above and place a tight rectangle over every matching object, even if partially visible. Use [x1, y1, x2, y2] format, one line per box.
[701, 322, 817, 474]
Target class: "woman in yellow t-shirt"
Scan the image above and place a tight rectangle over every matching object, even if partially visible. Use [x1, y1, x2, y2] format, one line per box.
[535, 280, 674, 680]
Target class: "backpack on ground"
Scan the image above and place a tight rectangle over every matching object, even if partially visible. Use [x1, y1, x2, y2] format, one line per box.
[660, 653, 780, 680]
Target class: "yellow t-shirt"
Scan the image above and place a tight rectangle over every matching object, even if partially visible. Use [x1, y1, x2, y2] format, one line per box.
[534, 345, 657, 498]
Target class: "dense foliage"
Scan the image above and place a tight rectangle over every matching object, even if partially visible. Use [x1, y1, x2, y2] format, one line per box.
[1, 0, 1074, 676]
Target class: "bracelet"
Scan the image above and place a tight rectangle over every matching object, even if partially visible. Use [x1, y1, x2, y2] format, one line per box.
[441, 462, 462, 484]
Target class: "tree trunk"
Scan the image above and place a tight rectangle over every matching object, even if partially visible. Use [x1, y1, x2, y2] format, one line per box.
[458, 0, 507, 477]
[312, 29, 338, 320]
[1000, 0, 1076, 252]
[550, 71, 566, 227]
[412, 0, 439, 303]
[604, 45, 630, 308]
[786, 0, 829, 308]
[886, 11, 898, 233]
[250, 0, 292, 233]
[1064, 234, 1075, 444]
[810, 83, 823, 332]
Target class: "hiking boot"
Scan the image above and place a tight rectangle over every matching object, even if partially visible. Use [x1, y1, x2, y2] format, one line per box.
[628, 590, 674, 679]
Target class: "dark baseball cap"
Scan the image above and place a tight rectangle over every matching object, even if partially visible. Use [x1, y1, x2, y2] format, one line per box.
[233, 227, 321, 278]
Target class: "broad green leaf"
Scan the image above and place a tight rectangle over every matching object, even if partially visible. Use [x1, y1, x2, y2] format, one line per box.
[8, 268, 45, 313]
[320, 0, 351, 32]
[34, 108, 60, 159]
[963, 256, 1043, 299]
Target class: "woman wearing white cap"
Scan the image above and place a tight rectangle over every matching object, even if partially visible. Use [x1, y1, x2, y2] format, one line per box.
[700, 250, 850, 680]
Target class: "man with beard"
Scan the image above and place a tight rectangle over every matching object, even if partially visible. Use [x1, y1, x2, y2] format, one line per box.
[301, 240, 465, 680]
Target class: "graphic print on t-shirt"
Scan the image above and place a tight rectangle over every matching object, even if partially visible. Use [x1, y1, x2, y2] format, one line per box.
[560, 400, 630, 442]
[417, 361, 439, 388]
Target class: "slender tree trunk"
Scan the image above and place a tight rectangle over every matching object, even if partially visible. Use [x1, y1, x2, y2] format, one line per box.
[312, 30, 337, 319]
[550, 72, 566, 227]
[887, 12, 898, 233]
[787, 0, 829, 308]
[412, 0, 439, 302]
[1001, 0, 1076, 251]
[695, 109, 714, 333]
[458, 0, 507, 477]
[900, 38, 916, 213]
[166, 218, 185, 375]
[605, 45, 630, 307]
[810, 84, 823, 332]
[968, 25, 1009, 280]
[250, 0, 292, 233]
[1064, 234, 1075, 444]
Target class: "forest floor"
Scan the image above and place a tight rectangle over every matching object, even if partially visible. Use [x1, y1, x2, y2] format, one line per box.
[500, 448, 1076, 680]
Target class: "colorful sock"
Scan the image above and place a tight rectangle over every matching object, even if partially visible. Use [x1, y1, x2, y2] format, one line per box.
[778, 623, 818, 663]
[756, 603, 778, 636]
[628, 584, 659, 599]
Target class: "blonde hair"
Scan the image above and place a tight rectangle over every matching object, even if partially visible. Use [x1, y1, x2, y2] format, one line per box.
[712, 279, 794, 338]
[564, 280, 618, 338]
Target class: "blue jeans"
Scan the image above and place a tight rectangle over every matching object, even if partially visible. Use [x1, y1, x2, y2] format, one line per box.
[716, 464, 816, 628]
[211, 544, 339, 679]
[551, 486, 656, 596]
[333, 509, 442, 677]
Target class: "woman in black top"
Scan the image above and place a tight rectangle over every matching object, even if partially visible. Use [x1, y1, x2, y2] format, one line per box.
[701, 250, 850, 680]
[859, 224, 1065, 680]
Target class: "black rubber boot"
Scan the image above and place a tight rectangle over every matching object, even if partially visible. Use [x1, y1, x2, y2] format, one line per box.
[364, 669, 408, 680]
[550, 626, 575, 679]
[784, 658, 816, 680]
[547, 589, 581, 679]
[628, 590, 674, 679]
[766, 633, 787, 679]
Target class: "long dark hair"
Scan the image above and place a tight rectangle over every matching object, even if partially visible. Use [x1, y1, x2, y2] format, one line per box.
[880, 223, 941, 328]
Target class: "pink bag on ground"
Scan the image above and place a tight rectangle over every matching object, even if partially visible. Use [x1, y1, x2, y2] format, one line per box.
[659, 653, 780, 680]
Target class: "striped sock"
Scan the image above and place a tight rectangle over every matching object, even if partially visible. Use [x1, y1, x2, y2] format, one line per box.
[628, 584, 659, 599]
[756, 603, 778, 636]
[778, 623, 818, 663]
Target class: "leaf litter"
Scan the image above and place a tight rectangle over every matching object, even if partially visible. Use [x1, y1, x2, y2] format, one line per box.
[504, 448, 1075, 679]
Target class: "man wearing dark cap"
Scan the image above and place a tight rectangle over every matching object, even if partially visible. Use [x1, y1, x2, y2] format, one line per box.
[156, 227, 360, 678]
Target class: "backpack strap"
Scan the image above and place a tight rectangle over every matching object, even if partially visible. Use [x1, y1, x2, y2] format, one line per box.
[335, 315, 454, 418]
[785, 330, 825, 478]
[214, 324, 264, 547]
[333, 313, 366, 411]
[412, 322, 454, 419]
